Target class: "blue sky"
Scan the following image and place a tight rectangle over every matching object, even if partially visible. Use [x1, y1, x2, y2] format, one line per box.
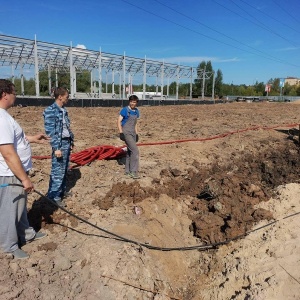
[1, 0, 300, 85]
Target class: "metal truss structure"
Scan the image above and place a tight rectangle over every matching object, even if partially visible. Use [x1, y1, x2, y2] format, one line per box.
[0, 34, 196, 99]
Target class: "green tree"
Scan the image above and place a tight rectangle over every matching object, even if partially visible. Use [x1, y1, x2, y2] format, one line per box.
[76, 70, 91, 92]
[24, 78, 35, 95]
[267, 78, 280, 95]
[194, 60, 218, 97]
[254, 81, 265, 95]
[214, 69, 223, 97]
[205, 61, 213, 96]
[194, 61, 206, 95]
[39, 70, 51, 95]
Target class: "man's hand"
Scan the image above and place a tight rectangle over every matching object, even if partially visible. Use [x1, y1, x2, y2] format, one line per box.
[120, 133, 125, 141]
[21, 177, 34, 193]
[26, 134, 50, 144]
[54, 149, 62, 158]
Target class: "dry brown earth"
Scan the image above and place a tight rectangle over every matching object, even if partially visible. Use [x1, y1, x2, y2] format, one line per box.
[1, 101, 300, 300]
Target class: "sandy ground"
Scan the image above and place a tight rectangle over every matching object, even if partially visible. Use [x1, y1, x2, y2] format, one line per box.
[0, 101, 300, 300]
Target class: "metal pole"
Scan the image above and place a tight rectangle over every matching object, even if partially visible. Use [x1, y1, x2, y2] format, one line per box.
[167, 77, 169, 98]
[73, 65, 77, 98]
[176, 66, 179, 100]
[160, 61, 164, 100]
[55, 67, 58, 88]
[98, 48, 102, 98]
[69, 42, 74, 98]
[105, 72, 108, 93]
[112, 69, 115, 96]
[202, 66, 206, 100]
[190, 67, 193, 100]
[143, 56, 146, 100]
[119, 72, 122, 99]
[122, 52, 126, 99]
[90, 69, 93, 94]
[34, 35, 40, 97]
[20, 61, 24, 96]
[128, 73, 132, 95]
[48, 64, 51, 96]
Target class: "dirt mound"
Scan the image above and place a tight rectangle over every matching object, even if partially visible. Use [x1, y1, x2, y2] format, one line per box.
[94, 140, 300, 245]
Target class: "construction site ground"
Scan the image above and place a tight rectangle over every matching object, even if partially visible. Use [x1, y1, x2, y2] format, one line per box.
[1, 101, 300, 300]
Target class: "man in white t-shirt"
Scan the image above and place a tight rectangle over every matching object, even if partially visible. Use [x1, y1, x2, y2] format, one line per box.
[0, 79, 49, 259]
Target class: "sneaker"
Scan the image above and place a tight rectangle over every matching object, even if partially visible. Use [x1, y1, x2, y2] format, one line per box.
[20, 232, 47, 246]
[130, 172, 140, 179]
[12, 248, 29, 260]
[31, 232, 47, 241]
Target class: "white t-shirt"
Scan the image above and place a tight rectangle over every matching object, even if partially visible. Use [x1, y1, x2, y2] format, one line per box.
[0, 108, 32, 176]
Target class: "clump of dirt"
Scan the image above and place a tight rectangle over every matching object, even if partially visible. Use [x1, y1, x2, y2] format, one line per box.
[37, 242, 58, 251]
[95, 140, 300, 244]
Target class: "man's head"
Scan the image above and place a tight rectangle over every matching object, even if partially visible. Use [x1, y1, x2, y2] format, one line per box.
[128, 94, 139, 109]
[0, 79, 16, 109]
[54, 87, 69, 107]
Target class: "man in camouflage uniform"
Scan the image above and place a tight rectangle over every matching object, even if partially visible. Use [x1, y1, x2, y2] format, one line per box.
[43, 87, 74, 206]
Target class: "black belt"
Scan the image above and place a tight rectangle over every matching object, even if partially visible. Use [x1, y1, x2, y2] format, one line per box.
[62, 137, 71, 140]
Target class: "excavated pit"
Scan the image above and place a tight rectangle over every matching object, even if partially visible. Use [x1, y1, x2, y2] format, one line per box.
[93, 140, 300, 244]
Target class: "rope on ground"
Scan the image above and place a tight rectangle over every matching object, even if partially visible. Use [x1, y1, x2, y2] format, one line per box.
[32, 123, 300, 167]
[1, 183, 299, 252]
[100, 274, 183, 300]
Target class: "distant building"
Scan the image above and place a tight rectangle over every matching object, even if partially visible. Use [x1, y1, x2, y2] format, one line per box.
[285, 77, 300, 86]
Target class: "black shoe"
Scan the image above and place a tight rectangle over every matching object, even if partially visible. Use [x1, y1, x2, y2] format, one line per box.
[63, 191, 73, 198]
[56, 200, 67, 207]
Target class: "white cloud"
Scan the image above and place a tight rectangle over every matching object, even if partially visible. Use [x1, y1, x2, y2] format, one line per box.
[75, 44, 87, 49]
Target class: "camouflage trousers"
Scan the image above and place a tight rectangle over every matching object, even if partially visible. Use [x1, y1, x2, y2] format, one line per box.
[47, 139, 71, 200]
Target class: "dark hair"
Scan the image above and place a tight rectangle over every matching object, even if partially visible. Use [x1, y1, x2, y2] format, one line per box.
[54, 87, 69, 99]
[0, 79, 15, 100]
[128, 94, 139, 102]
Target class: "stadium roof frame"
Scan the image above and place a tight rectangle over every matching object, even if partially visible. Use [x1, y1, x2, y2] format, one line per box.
[0, 34, 196, 99]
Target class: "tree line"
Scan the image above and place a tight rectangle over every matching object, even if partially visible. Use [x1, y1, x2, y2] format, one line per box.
[10, 62, 300, 98]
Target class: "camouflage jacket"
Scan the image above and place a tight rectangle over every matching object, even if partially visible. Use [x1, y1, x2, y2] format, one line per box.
[43, 102, 74, 150]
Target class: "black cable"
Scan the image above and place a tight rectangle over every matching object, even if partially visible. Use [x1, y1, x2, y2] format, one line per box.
[272, 0, 300, 26]
[121, 0, 300, 68]
[152, 0, 298, 64]
[238, 0, 300, 35]
[1, 183, 299, 251]
[228, 0, 297, 47]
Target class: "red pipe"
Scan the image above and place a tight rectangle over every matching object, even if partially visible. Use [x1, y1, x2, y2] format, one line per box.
[32, 123, 299, 167]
